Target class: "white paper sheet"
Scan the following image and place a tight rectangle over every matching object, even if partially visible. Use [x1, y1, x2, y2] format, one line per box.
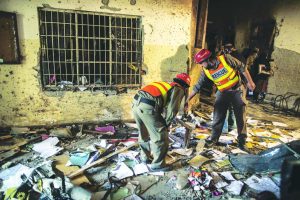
[272, 121, 288, 127]
[111, 162, 134, 180]
[245, 175, 280, 198]
[132, 163, 149, 175]
[32, 137, 63, 158]
[0, 164, 34, 192]
[225, 181, 244, 195]
[220, 171, 236, 181]
[148, 171, 164, 176]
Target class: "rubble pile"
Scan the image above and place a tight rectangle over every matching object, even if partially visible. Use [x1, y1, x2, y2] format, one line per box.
[0, 103, 300, 199]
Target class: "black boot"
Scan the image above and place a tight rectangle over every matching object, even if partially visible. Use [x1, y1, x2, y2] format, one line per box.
[205, 138, 217, 148]
[238, 139, 250, 153]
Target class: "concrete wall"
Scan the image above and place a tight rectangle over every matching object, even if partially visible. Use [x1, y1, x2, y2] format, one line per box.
[269, 0, 300, 97]
[0, 0, 192, 126]
[231, 0, 300, 105]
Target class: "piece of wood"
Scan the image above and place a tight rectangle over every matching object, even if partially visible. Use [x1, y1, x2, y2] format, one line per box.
[0, 135, 13, 141]
[0, 148, 20, 163]
[68, 142, 138, 179]
[175, 118, 194, 148]
[194, 110, 210, 120]
[83, 129, 114, 135]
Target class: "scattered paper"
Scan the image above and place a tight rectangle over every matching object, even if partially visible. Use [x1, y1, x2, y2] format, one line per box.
[194, 133, 209, 139]
[122, 141, 137, 147]
[118, 150, 139, 161]
[228, 129, 238, 136]
[231, 148, 248, 154]
[215, 160, 231, 168]
[219, 135, 235, 144]
[0, 164, 34, 192]
[211, 172, 228, 188]
[225, 181, 244, 195]
[125, 123, 138, 129]
[172, 148, 193, 156]
[272, 121, 288, 127]
[132, 163, 149, 175]
[211, 150, 227, 160]
[270, 128, 282, 134]
[95, 125, 115, 133]
[32, 137, 63, 158]
[245, 175, 280, 198]
[148, 171, 164, 176]
[220, 171, 236, 181]
[111, 162, 134, 180]
[196, 140, 205, 152]
[188, 155, 209, 168]
[247, 118, 259, 126]
[95, 140, 112, 149]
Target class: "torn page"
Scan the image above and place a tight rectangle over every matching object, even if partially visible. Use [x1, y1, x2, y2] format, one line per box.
[32, 137, 63, 158]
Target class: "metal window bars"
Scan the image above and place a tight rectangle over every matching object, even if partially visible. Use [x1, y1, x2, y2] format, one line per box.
[38, 8, 142, 90]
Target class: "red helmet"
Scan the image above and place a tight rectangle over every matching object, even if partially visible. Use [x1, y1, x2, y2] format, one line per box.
[174, 73, 191, 87]
[194, 49, 212, 63]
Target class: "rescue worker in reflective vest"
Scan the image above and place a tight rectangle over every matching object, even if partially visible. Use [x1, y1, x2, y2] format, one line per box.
[186, 49, 255, 151]
[132, 73, 191, 172]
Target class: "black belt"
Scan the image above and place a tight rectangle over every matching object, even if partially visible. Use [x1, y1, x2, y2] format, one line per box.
[134, 94, 155, 107]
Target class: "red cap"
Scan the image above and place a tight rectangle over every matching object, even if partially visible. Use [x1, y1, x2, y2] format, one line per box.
[175, 73, 191, 87]
[194, 49, 212, 63]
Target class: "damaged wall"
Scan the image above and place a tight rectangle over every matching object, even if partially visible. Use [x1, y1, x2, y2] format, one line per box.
[0, 0, 192, 126]
[233, 0, 300, 97]
[268, 0, 300, 96]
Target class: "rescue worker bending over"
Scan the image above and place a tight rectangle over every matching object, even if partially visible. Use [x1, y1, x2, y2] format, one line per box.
[186, 49, 255, 151]
[132, 73, 191, 172]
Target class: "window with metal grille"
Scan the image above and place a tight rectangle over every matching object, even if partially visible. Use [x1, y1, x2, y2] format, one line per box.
[38, 8, 143, 91]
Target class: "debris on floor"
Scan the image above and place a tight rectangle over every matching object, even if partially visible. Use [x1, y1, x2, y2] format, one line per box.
[0, 101, 300, 199]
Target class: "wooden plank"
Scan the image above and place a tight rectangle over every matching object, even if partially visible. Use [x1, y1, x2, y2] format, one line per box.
[83, 129, 114, 135]
[188, 0, 209, 111]
[68, 142, 138, 179]
[194, 110, 210, 120]
[0, 135, 13, 141]
[0, 148, 20, 163]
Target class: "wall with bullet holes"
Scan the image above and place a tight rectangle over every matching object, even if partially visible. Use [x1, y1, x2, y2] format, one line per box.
[0, 0, 192, 126]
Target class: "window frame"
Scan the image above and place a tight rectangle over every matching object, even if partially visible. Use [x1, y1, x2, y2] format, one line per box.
[38, 7, 143, 91]
[0, 11, 21, 64]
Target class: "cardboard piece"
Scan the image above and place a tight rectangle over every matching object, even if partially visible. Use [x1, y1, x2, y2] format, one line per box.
[188, 155, 209, 168]
[52, 154, 90, 185]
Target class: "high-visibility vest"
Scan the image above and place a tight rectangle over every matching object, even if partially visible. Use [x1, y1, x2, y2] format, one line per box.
[141, 81, 175, 106]
[203, 55, 239, 91]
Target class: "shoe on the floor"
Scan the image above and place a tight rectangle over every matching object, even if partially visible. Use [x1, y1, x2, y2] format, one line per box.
[148, 164, 173, 172]
[238, 144, 251, 153]
[205, 139, 216, 148]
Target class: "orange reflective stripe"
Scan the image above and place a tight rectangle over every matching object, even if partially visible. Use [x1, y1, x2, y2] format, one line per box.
[217, 76, 239, 91]
[218, 80, 239, 92]
[149, 82, 172, 105]
[141, 81, 172, 106]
